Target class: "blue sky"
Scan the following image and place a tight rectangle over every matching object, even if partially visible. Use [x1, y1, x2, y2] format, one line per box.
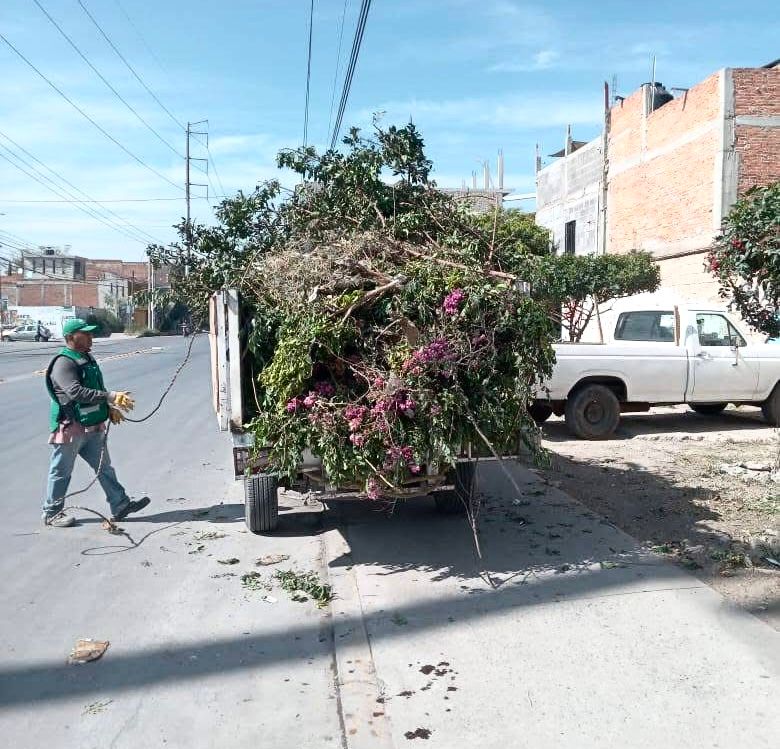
[0, 0, 777, 261]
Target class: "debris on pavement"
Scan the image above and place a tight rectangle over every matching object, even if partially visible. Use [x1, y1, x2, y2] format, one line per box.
[262, 595, 278, 603]
[404, 728, 432, 740]
[240, 572, 272, 592]
[275, 569, 333, 608]
[194, 530, 226, 541]
[68, 638, 109, 665]
[188, 544, 205, 554]
[82, 699, 113, 716]
[256, 553, 291, 566]
[217, 557, 240, 565]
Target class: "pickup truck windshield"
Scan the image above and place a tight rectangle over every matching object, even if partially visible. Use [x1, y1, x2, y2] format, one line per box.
[614, 310, 676, 341]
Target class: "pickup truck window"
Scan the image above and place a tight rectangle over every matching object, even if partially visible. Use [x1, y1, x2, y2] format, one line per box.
[614, 311, 676, 342]
[695, 313, 747, 347]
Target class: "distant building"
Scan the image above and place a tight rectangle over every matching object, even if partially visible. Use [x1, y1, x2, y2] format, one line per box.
[21, 247, 87, 281]
[535, 62, 780, 304]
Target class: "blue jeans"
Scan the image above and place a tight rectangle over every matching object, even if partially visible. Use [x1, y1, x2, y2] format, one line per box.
[44, 432, 130, 518]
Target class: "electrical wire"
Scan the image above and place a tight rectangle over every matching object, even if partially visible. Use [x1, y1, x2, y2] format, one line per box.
[32, 0, 184, 159]
[330, 0, 372, 149]
[78, 0, 186, 132]
[0, 31, 183, 192]
[0, 147, 158, 246]
[327, 0, 349, 142]
[0, 196, 219, 203]
[0, 128, 163, 244]
[112, 0, 169, 76]
[303, 0, 315, 147]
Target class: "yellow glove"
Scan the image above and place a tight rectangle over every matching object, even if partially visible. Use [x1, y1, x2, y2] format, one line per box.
[111, 391, 135, 412]
[109, 407, 125, 425]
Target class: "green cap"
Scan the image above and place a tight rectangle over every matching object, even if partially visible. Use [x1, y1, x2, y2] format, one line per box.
[62, 318, 98, 336]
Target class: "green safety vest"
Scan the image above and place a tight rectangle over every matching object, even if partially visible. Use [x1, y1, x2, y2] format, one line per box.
[46, 347, 109, 433]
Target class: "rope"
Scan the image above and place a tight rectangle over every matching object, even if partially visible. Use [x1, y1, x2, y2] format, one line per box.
[48, 330, 201, 530]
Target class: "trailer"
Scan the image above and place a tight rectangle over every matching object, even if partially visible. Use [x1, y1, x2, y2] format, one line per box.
[209, 289, 527, 533]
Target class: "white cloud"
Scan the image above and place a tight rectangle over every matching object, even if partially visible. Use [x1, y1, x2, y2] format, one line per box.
[489, 49, 560, 72]
[360, 93, 603, 131]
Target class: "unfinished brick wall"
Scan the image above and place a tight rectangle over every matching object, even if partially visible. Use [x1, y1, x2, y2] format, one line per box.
[732, 68, 780, 194]
[606, 71, 723, 257]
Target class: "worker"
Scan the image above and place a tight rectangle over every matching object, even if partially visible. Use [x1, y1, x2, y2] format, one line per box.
[35, 320, 44, 342]
[42, 318, 150, 528]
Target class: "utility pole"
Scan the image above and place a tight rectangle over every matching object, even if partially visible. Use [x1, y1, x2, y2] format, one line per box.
[185, 120, 209, 277]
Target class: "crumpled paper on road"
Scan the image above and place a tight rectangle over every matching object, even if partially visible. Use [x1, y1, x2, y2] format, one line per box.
[68, 638, 110, 665]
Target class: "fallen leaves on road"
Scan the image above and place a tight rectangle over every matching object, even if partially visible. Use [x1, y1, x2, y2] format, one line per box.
[241, 572, 272, 592]
[217, 557, 240, 565]
[82, 699, 113, 715]
[69, 638, 109, 665]
[275, 569, 333, 608]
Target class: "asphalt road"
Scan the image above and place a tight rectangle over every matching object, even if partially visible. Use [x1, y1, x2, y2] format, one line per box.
[0, 337, 777, 748]
[0, 336, 342, 748]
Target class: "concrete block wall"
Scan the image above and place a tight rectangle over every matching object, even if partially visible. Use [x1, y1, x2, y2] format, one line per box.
[536, 137, 604, 255]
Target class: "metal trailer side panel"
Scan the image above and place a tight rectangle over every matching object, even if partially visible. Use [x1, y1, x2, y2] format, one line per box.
[226, 289, 243, 432]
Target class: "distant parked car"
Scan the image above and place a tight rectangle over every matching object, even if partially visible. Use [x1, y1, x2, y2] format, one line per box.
[1, 322, 51, 342]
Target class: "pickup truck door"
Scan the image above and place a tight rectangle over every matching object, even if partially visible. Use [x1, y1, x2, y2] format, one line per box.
[688, 312, 758, 401]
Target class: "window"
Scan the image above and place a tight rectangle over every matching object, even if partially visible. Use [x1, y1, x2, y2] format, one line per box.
[564, 220, 576, 255]
[74, 260, 83, 277]
[695, 313, 746, 347]
[614, 311, 676, 342]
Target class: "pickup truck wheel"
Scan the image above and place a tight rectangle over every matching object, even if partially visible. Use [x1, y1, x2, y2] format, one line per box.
[690, 403, 728, 416]
[565, 384, 620, 440]
[528, 402, 553, 424]
[245, 473, 279, 533]
[761, 385, 780, 426]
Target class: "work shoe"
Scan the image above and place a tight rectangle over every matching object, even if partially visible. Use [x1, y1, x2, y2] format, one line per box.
[112, 497, 151, 521]
[43, 513, 76, 528]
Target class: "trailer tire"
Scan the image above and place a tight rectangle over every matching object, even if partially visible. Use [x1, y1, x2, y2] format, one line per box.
[690, 403, 728, 416]
[245, 473, 279, 533]
[761, 384, 780, 426]
[528, 402, 553, 424]
[435, 462, 477, 515]
[564, 384, 620, 440]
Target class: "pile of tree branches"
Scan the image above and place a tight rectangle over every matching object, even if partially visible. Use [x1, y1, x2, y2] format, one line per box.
[146, 122, 657, 495]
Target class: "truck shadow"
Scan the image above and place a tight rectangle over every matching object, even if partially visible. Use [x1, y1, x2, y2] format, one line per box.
[322, 460, 724, 586]
[541, 407, 771, 442]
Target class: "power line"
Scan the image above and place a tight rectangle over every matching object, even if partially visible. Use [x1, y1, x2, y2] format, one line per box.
[0, 128, 162, 243]
[327, 0, 350, 142]
[0, 31, 183, 192]
[32, 0, 184, 159]
[207, 146, 226, 197]
[330, 0, 372, 149]
[112, 0, 169, 75]
[0, 145, 159, 245]
[78, 0, 186, 132]
[303, 0, 315, 147]
[0, 196, 218, 203]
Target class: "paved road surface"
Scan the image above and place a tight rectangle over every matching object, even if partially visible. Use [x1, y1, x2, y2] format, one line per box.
[0, 337, 777, 748]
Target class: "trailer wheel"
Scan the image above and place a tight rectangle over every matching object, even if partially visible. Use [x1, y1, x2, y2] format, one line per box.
[761, 384, 780, 426]
[245, 473, 279, 533]
[435, 462, 477, 515]
[528, 402, 553, 424]
[564, 384, 620, 440]
[690, 403, 728, 416]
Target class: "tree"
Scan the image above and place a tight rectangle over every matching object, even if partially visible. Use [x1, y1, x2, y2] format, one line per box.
[526, 251, 660, 342]
[707, 181, 780, 337]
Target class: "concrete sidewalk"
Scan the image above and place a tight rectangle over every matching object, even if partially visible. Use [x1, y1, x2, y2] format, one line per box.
[324, 461, 780, 748]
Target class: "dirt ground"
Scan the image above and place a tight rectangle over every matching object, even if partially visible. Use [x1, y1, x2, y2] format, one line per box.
[539, 405, 780, 630]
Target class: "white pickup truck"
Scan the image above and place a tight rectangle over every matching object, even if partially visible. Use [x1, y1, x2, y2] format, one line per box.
[531, 299, 780, 439]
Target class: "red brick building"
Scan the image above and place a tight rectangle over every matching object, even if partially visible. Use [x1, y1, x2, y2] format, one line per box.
[606, 65, 780, 301]
[536, 62, 779, 306]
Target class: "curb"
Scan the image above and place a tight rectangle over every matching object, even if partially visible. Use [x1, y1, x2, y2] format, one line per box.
[323, 529, 395, 749]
